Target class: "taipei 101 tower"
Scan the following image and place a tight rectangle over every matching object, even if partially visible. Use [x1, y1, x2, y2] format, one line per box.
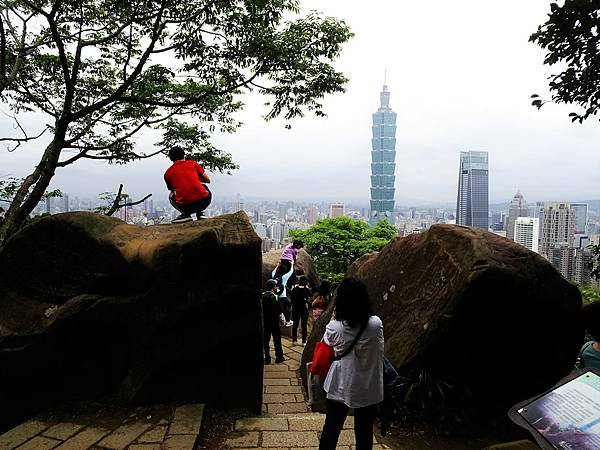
[369, 77, 397, 225]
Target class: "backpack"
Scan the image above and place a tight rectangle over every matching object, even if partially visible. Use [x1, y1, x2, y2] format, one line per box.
[574, 341, 594, 370]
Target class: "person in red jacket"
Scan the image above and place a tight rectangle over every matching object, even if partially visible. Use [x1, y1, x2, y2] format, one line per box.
[164, 147, 212, 223]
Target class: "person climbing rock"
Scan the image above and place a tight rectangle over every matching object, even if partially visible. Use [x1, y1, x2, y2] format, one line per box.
[275, 240, 304, 287]
[164, 146, 212, 223]
[262, 279, 285, 364]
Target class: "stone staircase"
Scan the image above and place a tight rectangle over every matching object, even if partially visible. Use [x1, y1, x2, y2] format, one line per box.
[225, 338, 391, 450]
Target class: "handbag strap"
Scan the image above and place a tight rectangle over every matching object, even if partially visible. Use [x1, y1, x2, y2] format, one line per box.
[333, 319, 368, 361]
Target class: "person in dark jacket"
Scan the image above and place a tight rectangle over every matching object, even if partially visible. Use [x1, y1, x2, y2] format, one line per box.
[291, 275, 311, 346]
[262, 279, 285, 364]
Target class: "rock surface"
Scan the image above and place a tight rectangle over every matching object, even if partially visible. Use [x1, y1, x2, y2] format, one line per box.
[0, 211, 263, 431]
[346, 224, 583, 421]
[261, 248, 319, 289]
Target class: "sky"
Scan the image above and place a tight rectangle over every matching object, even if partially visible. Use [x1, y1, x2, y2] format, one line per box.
[2, 0, 600, 206]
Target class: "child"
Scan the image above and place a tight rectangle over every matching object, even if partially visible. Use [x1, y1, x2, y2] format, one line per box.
[312, 281, 331, 320]
[262, 279, 285, 364]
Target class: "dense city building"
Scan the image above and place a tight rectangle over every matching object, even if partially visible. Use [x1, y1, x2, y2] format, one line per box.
[456, 150, 489, 230]
[538, 202, 576, 259]
[514, 217, 539, 253]
[507, 191, 528, 241]
[369, 82, 397, 226]
[329, 203, 345, 218]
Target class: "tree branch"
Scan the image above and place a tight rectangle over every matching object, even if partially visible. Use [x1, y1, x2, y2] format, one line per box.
[104, 183, 152, 216]
[72, 0, 167, 121]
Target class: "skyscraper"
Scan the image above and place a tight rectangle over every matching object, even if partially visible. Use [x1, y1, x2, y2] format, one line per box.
[514, 217, 539, 253]
[571, 203, 588, 235]
[538, 202, 576, 259]
[369, 82, 397, 226]
[507, 191, 528, 241]
[456, 151, 489, 230]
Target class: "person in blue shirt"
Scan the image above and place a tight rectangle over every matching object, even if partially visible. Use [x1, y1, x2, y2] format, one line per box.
[581, 300, 600, 369]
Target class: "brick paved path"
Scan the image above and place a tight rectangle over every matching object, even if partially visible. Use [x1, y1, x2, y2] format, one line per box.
[225, 338, 391, 450]
[0, 403, 204, 450]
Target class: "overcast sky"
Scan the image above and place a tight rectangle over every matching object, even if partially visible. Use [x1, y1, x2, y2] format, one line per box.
[2, 0, 599, 206]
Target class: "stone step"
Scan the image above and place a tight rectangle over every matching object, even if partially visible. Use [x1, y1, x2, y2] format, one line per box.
[0, 403, 204, 450]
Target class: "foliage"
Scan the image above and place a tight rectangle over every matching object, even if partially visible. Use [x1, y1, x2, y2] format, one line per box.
[94, 190, 129, 215]
[289, 217, 397, 283]
[0, 176, 62, 203]
[0, 0, 353, 242]
[580, 285, 600, 304]
[530, 2, 600, 122]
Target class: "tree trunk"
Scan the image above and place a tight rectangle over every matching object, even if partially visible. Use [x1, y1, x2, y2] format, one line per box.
[0, 137, 65, 244]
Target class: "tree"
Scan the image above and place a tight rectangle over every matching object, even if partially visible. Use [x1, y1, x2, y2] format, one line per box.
[0, 0, 352, 243]
[530, 1, 600, 122]
[290, 217, 397, 283]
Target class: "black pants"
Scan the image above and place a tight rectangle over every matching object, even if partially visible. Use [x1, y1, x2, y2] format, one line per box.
[319, 399, 377, 450]
[280, 297, 292, 322]
[292, 307, 308, 343]
[263, 322, 283, 362]
[170, 186, 212, 216]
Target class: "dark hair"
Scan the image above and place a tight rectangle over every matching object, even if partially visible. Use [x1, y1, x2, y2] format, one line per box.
[318, 281, 331, 297]
[334, 277, 373, 328]
[168, 146, 185, 161]
[266, 279, 278, 291]
[293, 240, 304, 248]
[583, 300, 600, 342]
[297, 275, 308, 286]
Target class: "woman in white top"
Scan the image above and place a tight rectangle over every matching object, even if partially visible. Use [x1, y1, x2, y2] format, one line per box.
[319, 278, 384, 450]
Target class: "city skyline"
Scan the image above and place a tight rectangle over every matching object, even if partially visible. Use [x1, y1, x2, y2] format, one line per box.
[1, 1, 600, 206]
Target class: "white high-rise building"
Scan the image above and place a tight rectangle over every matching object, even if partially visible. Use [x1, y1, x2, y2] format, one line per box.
[514, 217, 539, 253]
[507, 191, 528, 241]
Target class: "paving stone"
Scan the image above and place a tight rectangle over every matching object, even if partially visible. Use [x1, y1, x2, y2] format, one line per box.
[263, 393, 298, 403]
[0, 420, 49, 449]
[97, 422, 151, 449]
[264, 371, 295, 379]
[265, 385, 303, 394]
[235, 417, 288, 431]
[14, 435, 62, 450]
[262, 431, 319, 447]
[290, 380, 299, 385]
[268, 403, 309, 414]
[224, 431, 259, 448]
[54, 427, 111, 450]
[264, 378, 291, 386]
[295, 394, 306, 402]
[129, 445, 162, 450]
[336, 429, 356, 446]
[136, 425, 167, 443]
[264, 364, 291, 372]
[42, 422, 85, 441]
[162, 434, 197, 450]
[168, 404, 204, 435]
[288, 415, 325, 431]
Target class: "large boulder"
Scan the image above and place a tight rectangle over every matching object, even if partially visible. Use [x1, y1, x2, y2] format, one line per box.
[0, 211, 263, 431]
[261, 248, 319, 289]
[346, 224, 583, 421]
